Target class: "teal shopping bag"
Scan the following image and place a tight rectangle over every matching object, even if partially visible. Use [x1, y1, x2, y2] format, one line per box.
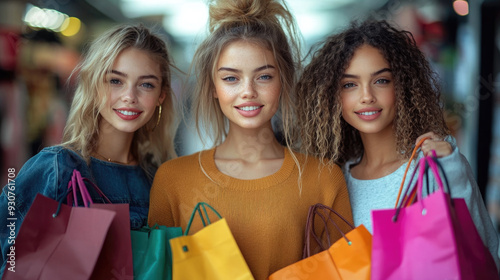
[131, 224, 183, 280]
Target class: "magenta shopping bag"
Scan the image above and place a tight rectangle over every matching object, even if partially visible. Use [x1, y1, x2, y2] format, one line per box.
[371, 155, 498, 280]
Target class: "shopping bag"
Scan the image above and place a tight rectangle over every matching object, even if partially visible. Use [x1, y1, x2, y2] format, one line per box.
[67, 169, 134, 279]
[371, 154, 498, 280]
[2, 193, 115, 280]
[169, 202, 254, 280]
[267, 203, 371, 280]
[131, 224, 182, 280]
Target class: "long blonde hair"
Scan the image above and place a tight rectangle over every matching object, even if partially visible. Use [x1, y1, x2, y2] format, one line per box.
[62, 24, 178, 179]
[190, 0, 302, 148]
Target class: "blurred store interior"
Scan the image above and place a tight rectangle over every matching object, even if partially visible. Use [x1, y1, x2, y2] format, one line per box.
[1, 0, 500, 231]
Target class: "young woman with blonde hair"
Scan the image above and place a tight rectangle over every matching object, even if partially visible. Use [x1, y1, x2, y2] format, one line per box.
[0, 23, 178, 275]
[148, 0, 352, 278]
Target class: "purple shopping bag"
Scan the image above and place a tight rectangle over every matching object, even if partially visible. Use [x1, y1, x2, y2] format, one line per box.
[371, 155, 498, 280]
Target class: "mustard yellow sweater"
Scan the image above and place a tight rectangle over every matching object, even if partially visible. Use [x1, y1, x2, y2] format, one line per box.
[148, 147, 353, 280]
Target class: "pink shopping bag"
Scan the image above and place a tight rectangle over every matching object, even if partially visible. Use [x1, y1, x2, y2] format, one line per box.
[371, 155, 498, 280]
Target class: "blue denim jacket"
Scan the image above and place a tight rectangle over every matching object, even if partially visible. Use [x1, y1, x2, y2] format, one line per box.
[0, 146, 154, 275]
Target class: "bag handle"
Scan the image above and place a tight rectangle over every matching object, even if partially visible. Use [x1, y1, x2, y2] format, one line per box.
[303, 203, 355, 258]
[417, 153, 452, 203]
[66, 169, 111, 207]
[184, 202, 222, 235]
[394, 137, 430, 207]
[392, 152, 452, 221]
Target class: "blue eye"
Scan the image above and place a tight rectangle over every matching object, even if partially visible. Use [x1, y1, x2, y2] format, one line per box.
[259, 74, 272, 80]
[142, 83, 155, 89]
[223, 76, 237, 82]
[110, 78, 121, 85]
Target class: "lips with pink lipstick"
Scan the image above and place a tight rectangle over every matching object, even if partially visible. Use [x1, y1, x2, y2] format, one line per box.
[114, 108, 143, 120]
[355, 107, 382, 121]
[234, 102, 264, 117]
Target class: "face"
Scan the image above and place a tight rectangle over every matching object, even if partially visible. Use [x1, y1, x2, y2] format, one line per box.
[340, 44, 396, 136]
[100, 47, 166, 134]
[214, 40, 281, 131]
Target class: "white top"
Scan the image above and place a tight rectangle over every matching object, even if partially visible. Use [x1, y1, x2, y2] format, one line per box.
[344, 142, 500, 271]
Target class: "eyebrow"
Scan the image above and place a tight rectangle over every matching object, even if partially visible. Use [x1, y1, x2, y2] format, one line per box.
[110, 70, 160, 80]
[217, 64, 276, 73]
[342, 67, 392, 79]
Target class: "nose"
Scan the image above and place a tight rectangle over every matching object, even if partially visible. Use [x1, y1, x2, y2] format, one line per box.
[121, 86, 138, 104]
[240, 80, 257, 99]
[360, 85, 375, 104]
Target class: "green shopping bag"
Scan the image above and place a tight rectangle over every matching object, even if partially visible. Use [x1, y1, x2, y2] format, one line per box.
[131, 224, 183, 280]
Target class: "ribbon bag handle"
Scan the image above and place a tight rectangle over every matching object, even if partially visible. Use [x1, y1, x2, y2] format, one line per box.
[66, 169, 112, 207]
[303, 203, 355, 258]
[417, 154, 452, 203]
[392, 152, 452, 221]
[184, 202, 222, 236]
[394, 136, 430, 207]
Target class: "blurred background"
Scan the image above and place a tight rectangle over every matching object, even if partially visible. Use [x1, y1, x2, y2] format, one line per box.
[1, 0, 500, 233]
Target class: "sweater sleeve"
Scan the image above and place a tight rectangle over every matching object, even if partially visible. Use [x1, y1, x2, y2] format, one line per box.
[148, 162, 174, 228]
[329, 165, 354, 233]
[312, 164, 354, 253]
[438, 147, 500, 271]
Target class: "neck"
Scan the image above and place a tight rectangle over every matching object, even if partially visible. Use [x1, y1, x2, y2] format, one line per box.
[217, 124, 284, 161]
[358, 126, 401, 167]
[94, 121, 136, 165]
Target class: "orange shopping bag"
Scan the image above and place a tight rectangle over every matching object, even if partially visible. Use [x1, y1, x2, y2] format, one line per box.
[267, 203, 371, 280]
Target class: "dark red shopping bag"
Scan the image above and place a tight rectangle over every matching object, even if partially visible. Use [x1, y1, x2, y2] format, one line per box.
[3, 169, 134, 280]
[2, 193, 115, 280]
[66, 169, 134, 279]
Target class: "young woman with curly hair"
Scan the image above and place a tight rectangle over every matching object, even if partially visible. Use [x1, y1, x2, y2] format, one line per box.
[148, 0, 352, 278]
[0, 23, 178, 276]
[296, 19, 499, 269]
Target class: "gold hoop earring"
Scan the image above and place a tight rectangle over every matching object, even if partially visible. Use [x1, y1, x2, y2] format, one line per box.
[152, 105, 162, 131]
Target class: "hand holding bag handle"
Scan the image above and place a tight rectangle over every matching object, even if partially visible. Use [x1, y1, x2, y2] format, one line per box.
[394, 136, 430, 207]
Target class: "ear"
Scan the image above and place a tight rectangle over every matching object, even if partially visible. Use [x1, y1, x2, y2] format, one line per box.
[158, 90, 167, 104]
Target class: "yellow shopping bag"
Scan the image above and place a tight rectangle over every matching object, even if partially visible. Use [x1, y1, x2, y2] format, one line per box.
[169, 202, 255, 280]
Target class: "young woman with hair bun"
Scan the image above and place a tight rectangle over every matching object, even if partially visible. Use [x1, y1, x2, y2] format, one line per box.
[148, 1, 352, 278]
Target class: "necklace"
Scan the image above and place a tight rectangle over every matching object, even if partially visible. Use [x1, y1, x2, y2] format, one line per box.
[93, 151, 135, 165]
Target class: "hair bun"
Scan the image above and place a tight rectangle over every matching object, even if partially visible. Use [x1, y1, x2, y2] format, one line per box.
[208, 0, 279, 31]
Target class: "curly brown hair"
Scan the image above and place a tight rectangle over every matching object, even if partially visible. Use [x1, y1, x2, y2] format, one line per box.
[296, 19, 449, 166]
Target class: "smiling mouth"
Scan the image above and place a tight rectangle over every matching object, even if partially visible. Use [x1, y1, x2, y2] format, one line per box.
[356, 110, 382, 116]
[236, 106, 263, 111]
[116, 109, 140, 116]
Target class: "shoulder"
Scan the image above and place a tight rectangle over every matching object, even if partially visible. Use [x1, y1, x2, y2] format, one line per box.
[292, 151, 344, 181]
[19, 146, 83, 172]
[155, 149, 207, 176]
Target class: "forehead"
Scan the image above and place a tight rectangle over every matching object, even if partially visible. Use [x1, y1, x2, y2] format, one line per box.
[113, 47, 162, 75]
[217, 40, 276, 68]
[345, 45, 389, 72]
